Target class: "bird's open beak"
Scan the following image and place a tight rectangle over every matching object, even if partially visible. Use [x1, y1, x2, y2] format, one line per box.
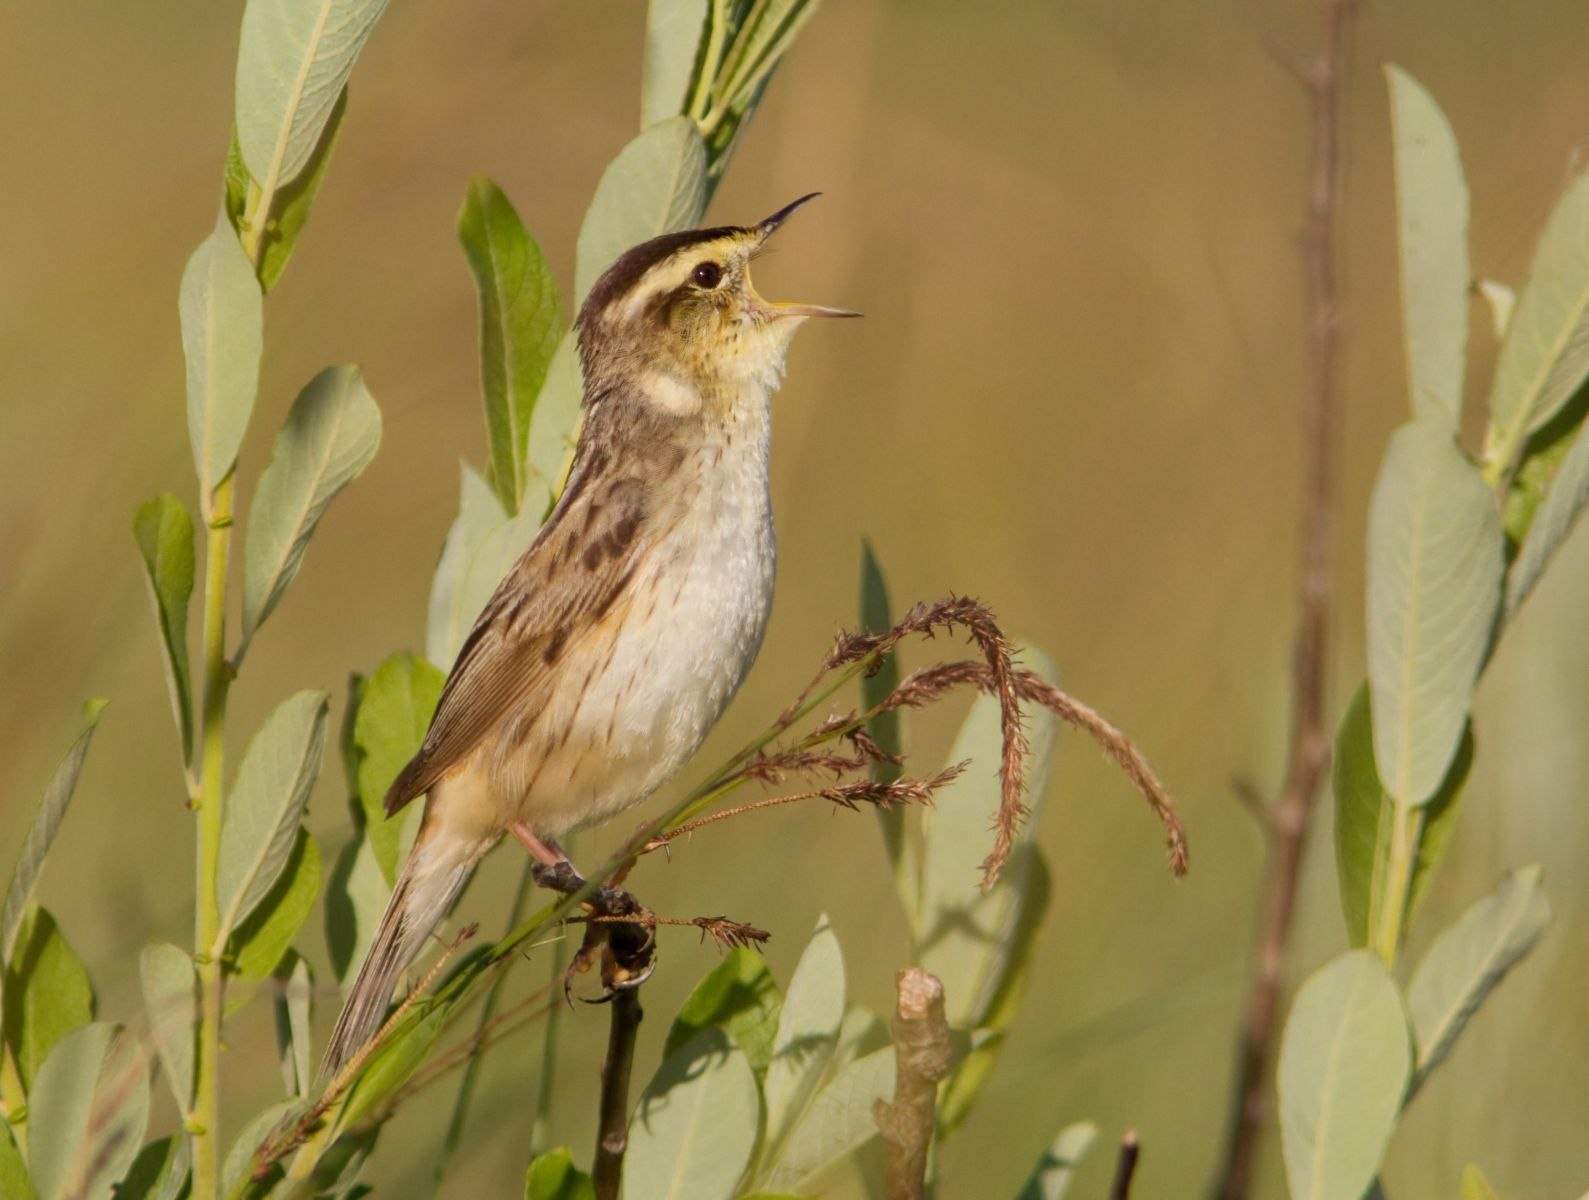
[755, 194, 862, 319]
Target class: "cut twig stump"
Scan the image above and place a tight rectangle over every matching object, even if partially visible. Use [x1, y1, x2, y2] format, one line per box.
[874, 968, 952, 1200]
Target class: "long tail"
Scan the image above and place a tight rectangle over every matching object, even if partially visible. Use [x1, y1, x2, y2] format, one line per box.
[321, 829, 479, 1076]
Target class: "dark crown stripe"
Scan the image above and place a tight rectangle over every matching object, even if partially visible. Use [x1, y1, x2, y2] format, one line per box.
[578, 225, 746, 328]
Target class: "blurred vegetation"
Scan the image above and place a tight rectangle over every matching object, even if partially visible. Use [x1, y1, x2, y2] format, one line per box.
[3, 0, 1589, 1196]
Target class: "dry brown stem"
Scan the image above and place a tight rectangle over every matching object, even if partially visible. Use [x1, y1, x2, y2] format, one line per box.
[1213, 2, 1353, 1196]
[874, 968, 953, 1200]
[1110, 1130, 1142, 1200]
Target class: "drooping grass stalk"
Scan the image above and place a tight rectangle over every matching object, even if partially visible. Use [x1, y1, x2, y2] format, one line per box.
[191, 472, 236, 1200]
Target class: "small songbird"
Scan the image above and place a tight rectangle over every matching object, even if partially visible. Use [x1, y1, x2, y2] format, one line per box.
[324, 195, 856, 1072]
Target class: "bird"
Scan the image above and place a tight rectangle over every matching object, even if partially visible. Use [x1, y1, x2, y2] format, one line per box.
[323, 194, 857, 1073]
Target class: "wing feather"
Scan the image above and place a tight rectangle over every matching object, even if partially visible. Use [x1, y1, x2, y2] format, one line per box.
[384, 467, 652, 815]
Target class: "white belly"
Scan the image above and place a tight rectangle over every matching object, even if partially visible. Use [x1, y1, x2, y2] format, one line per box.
[496, 454, 776, 837]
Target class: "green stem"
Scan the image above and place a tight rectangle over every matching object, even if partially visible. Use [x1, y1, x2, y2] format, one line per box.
[1372, 802, 1423, 967]
[191, 473, 236, 1200]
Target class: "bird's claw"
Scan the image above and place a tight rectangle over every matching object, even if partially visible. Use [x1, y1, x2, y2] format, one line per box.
[561, 886, 656, 1004]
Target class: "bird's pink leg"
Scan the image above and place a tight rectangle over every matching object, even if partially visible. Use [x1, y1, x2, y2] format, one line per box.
[511, 822, 583, 893]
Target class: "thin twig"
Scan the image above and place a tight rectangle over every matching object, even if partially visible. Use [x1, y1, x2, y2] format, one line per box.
[572, 911, 771, 951]
[591, 989, 643, 1200]
[1213, 2, 1353, 1196]
[874, 969, 952, 1200]
[1109, 1130, 1142, 1200]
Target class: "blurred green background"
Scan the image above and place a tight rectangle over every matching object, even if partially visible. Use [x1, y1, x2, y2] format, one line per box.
[4, 0, 1588, 1195]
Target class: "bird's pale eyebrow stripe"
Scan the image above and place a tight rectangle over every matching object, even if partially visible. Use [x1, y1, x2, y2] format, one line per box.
[614, 255, 701, 321]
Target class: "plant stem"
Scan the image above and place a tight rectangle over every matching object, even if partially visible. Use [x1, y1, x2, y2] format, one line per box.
[191, 472, 236, 1200]
[1213, 2, 1354, 1196]
[1372, 803, 1422, 966]
[591, 988, 643, 1200]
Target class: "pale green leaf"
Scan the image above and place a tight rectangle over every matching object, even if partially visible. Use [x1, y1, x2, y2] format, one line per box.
[763, 914, 845, 1152]
[1367, 420, 1502, 805]
[642, 0, 710, 127]
[3, 906, 94, 1089]
[139, 941, 195, 1111]
[426, 463, 548, 668]
[181, 216, 263, 497]
[2, 701, 106, 964]
[0, 1122, 34, 1200]
[829, 1004, 886, 1077]
[274, 951, 314, 1098]
[229, 826, 322, 980]
[1478, 280, 1515, 341]
[133, 494, 196, 762]
[1459, 1164, 1499, 1200]
[1277, 950, 1410, 1200]
[1016, 1120, 1099, 1200]
[1333, 683, 1472, 947]
[760, 1045, 894, 1194]
[326, 834, 388, 984]
[1386, 66, 1469, 426]
[458, 176, 564, 514]
[1485, 167, 1589, 467]
[1505, 409, 1589, 618]
[1406, 865, 1550, 1093]
[575, 115, 708, 300]
[525, 1146, 596, 1200]
[918, 648, 1059, 1028]
[221, 1097, 305, 1198]
[217, 690, 329, 943]
[28, 1023, 148, 1200]
[234, 0, 390, 189]
[623, 1028, 760, 1200]
[225, 87, 347, 291]
[114, 1135, 189, 1200]
[354, 652, 444, 882]
[524, 340, 583, 499]
[241, 364, 382, 649]
[664, 945, 782, 1073]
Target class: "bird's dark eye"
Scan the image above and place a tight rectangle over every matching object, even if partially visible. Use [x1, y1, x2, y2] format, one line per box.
[692, 261, 723, 288]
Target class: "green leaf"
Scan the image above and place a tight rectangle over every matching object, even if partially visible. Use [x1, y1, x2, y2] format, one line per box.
[858, 541, 910, 909]
[1459, 1164, 1499, 1200]
[181, 216, 263, 498]
[1485, 166, 1589, 470]
[708, 0, 825, 132]
[0, 1120, 36, 1200]
[1366, 420, 1501, 805]
[1478, 280, 1515, 340]
[458, 176, 564, 514]
[1277, 950, 1410, 1200]
[1506, 404, 1589, 618]
[665, 945, 782, 1073]
[229, 826, 321, 981]
[354, 652, 444, 882]
[114, 1135, 189, 1200]
[575, 115, 708, 300]
[426, 464, 548, 667]
[642, 0, 710, 127]
[274, 951, 314, 1098]
[1333, 683, 1472, 947]
[1016, 1120, 1099, 1200]
[3, 907, 94, 1090]
[139, 941, 195, 1111]
[525, 1146, 596, 1200]
[133, 494, 196, 763]
[241, 364, 382, 649]
[225, 88, 348, 291]
[1385, 66, 1469, 427]
[918, 649, 1059, 1028]
[336, 986, 456, 1131]
[763, 914, 845, 1153]
[524, 341, 584, 504]
[326, 835, 388, 983]
[1406, 865, 1550, 1094]
[234, 0, 389, 190]
[28, 1023, 148, 1200]
[217, 691, 330, 944]
[2, 701, 106, 964]
[221, 1097, 304, 1198]
[624, 1028, 760, 1200]
[760, 1044, 894, 1194]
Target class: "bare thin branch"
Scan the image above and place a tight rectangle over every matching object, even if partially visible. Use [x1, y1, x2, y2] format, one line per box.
[591, 989, 643, 1200]
[1214, 1, 1354, 1196]
[1109, 1130, 1142, 1200]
